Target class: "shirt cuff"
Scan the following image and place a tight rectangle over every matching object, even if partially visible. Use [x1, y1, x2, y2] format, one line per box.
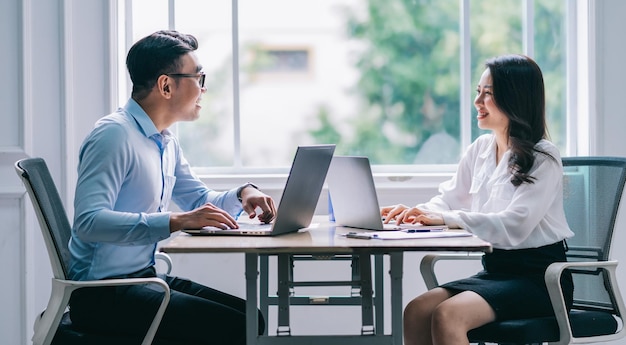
[441, 211, 465, 229]
[223, 188, 245, 217]
[151, 212, 175, 239]
[236, 182, 259, 202]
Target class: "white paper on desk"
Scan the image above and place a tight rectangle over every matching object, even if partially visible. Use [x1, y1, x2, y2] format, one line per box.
[364, 231, 473, 240]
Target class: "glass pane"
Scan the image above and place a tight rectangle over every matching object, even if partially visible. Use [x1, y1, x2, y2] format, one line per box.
[131, 0, 169, 39]
[122, 1, 170, 105]
[534, 0, 566, 154]
[470, 0, 522, 141]
[175, 1, 235, 167]
[238, 0, 461, 167]
[123, 0, 572, 169]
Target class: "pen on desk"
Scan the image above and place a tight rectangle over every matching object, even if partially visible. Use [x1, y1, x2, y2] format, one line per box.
[404, 228, 445, 233]
[345, 232, 374, 239]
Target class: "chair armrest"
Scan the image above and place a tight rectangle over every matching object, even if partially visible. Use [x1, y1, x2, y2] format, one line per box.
[34, 277, 170, 345]
[155, 251, 173, 274]
[544, 260, 626, 345]
[420, 253, 483, 290]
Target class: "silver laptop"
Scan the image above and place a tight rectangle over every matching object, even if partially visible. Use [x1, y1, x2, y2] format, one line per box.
[327, 155, 444, 231]
[184, 144, 335, 236]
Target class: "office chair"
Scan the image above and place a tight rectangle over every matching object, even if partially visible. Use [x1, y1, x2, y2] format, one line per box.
[420, 156, 626, 345]
[15, 157, 174, 345]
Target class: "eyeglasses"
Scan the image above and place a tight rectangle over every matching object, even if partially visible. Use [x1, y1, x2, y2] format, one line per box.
[166, 72, 206, 88]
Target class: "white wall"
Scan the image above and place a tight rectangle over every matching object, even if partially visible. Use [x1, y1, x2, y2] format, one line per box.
[592, 2, 626, 344]
[1, 1, 112, 344]
[3, 0, 626, 344]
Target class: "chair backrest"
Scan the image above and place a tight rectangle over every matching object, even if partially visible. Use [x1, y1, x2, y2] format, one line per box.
[562, 156, 626, 313]
[15, 158, 73, 280]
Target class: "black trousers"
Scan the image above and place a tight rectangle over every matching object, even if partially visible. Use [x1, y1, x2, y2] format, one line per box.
[69, 266, 265, 345]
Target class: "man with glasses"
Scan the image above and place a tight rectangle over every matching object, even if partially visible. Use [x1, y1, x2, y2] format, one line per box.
[68, 30, 276, 344]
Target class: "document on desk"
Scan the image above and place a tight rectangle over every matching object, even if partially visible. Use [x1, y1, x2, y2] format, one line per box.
[345, 229, 473, 240]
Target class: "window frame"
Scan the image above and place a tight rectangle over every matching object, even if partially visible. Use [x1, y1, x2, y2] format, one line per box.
[115, 0, 588, 184]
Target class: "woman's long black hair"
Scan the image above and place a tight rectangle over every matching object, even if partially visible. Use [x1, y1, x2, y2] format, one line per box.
[486, 54, 555, 186]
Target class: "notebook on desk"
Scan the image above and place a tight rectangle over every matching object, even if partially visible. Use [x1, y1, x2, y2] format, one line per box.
[327, 155, 447, 232]
[183, 144, 335, 236]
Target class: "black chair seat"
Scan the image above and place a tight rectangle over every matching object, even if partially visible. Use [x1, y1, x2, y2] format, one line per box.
[468, 310, 619, 344]
[52, 312, 185, 345]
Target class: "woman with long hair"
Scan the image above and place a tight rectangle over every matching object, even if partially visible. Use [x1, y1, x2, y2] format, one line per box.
[382, 54, 574, 345]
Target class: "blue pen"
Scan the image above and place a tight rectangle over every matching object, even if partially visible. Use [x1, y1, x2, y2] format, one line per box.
[404, 228, 445, 233]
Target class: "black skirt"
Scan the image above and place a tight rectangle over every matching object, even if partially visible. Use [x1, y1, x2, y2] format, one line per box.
[440, 241, 573, 321]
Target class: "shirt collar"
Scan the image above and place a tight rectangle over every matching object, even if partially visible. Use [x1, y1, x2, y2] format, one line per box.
[476, 135, 514, 183]
[478, 134, 496, 161]
[124, 98, 160, 138]
[123, 98, 173, 147]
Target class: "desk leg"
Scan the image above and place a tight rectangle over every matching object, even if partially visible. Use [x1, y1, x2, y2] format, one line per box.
[358, 254, 375, 335]
[389, 252, 403, 345]
[276, 254, 291, 335]
[259, 254, 269, 335]
[374, 254, 384, 335]
[245, 253, 259, 345]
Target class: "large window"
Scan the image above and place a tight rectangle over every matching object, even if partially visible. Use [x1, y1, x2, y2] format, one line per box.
[118, 0, 584, 172]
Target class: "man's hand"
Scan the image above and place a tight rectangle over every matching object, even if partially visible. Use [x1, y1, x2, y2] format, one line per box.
[239, 186, 276, 224]
[169, 203, 238, 233]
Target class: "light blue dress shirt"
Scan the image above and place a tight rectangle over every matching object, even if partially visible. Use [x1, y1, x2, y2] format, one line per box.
[69, 99, 243, 281]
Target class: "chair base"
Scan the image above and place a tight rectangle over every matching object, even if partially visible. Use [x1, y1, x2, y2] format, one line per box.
[468, 310, 618, 344]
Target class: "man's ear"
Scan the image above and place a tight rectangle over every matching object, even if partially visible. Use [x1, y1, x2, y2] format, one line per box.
[156, 75, 172, 99]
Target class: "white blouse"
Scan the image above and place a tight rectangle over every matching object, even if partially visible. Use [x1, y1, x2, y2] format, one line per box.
[419, 134, 574, 250]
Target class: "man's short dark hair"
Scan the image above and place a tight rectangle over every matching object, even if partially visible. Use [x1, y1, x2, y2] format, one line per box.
[126, 30, 199, 100]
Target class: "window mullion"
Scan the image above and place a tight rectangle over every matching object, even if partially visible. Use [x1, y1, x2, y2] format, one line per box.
[231, 0, 242, 168]
[565, 0, 578, 156]
[168, 0, 175, 30]
[576, 0, 592, 156]
[123, 0, 133, 104]
[460, 0, 471, 150]
[522, 0, 534, 57]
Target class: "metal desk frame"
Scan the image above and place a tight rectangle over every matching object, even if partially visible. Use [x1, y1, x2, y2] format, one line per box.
[259, 253, 385, 337]
[249, 251, 402, 345]
[160, 224, 491, 345]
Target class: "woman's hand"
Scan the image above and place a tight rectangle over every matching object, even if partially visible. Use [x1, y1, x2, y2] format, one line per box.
[381, 204, 409, 224]
[381, 204, 444, 225]
[402, 208, 445, 225]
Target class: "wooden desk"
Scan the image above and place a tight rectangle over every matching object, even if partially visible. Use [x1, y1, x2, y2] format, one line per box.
[159, 224, 491, 345]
